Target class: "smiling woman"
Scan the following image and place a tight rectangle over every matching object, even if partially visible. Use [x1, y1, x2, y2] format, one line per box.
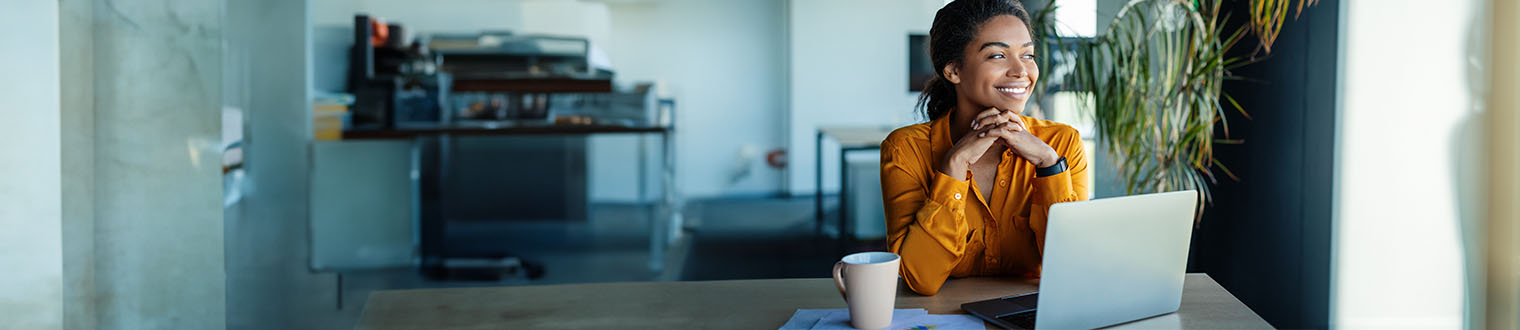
[883, 0, 1090, 296]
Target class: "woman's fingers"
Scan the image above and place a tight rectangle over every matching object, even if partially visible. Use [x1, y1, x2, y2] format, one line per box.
[974, 108, 1002, 121]
[975, 110, 1029, 133]
[997, 124, 1027, 147]
[968, 125, 1008, 150]
[997, 124, 1058, 167]
[1001, 117, 1023, 133]
[975, 115, 1009, 131]
[971, 108, 1002, 130]
[970, 108, 1033, 134]
[1005, 112, 1031, 134]
[977, 124, 1014, 141]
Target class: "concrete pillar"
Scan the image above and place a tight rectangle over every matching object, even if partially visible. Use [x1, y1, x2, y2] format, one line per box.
[68, 0, 229, 328]
[8, 0, 229, 328]
[60, 0, 99, 328]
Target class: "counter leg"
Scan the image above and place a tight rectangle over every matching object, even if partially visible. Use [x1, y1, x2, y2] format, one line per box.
[839, 148, 849, 240]
[418, 135, 446, 277]
[665, 130, 683, 246]
[649, 132, 664, 272]
[815, 131, 824, 236]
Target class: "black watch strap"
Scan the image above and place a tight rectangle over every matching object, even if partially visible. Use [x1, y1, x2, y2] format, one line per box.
[1035, 157, 1068, 177]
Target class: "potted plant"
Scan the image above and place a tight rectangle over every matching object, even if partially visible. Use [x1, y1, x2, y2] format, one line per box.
[1031, 0, 1320, 221]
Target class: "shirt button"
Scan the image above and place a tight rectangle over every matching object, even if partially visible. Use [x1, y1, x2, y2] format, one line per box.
[998, 179, 1007, 186]
[953, 193, 962, 200]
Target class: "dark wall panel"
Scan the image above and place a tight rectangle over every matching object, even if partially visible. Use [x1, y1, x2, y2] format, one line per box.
[1188, 1, 1338, 329]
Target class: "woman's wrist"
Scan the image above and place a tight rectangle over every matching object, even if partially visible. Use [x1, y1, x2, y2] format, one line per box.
[1030, 148, 1060, 168]
[940, 154, 970, 181]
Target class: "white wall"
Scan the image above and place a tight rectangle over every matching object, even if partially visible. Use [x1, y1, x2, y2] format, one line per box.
[787, 0, 942, 195]
[1334, 0, 1484, 328]
[522, 0, 612, 45]
[0, 1, 63, 328]
[604, 0, 789, 199]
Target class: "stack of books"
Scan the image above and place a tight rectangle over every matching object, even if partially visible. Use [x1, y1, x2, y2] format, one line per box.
[313, 93, 353, 141]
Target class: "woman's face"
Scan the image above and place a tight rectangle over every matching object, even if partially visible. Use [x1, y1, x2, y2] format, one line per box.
[945, 15, 1039, 114]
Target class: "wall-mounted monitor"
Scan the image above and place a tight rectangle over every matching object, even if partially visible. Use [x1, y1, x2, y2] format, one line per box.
[908, 34, 932, 92]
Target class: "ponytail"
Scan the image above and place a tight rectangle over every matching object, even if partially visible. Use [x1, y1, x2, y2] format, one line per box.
[916, 75, 957, 121]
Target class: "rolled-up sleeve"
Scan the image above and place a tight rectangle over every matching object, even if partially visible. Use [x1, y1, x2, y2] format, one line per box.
[1027, 128, 1091, 255]
[880, 136, 969, 296]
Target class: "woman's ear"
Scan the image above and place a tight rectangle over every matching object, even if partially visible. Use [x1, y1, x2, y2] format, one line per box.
[943, 62, 962, 84]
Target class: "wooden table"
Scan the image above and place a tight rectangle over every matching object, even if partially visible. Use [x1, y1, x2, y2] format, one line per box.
[357, 274, 1271, 329]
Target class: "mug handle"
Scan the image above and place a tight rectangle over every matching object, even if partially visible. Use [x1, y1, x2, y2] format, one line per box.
[832, 261, 848, 301]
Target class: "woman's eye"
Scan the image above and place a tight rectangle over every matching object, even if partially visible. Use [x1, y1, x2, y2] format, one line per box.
[1022, 54, 1037, 60]
[989, 53, 1006, 59]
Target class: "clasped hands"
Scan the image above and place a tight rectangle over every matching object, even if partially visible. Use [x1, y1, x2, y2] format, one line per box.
[939, 108, 1060, 181]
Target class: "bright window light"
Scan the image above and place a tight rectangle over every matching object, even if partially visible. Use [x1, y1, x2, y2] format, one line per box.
[1047, 91, 1094, 138]
[1053, 0, 1096, 37]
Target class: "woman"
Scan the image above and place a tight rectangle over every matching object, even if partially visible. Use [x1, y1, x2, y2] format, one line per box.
[881, 0, 1090, 296]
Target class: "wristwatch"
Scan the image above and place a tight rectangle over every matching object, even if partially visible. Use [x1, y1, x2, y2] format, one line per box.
[1035, 157, 1068, 177]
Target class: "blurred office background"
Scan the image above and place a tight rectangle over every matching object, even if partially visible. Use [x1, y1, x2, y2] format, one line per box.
[2, 0, 1519, 329]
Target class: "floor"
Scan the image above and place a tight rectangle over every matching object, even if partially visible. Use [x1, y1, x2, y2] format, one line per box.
[227, 196, 884, 330]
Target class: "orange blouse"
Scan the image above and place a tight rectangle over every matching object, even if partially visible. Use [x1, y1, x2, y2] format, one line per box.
[879, 114, 1090, 296]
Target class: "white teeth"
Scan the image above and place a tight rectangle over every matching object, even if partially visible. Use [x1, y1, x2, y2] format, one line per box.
[997, 87, 1028, 94]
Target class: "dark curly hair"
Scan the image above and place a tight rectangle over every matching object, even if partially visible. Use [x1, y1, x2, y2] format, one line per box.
[916, 0, 1034, 120]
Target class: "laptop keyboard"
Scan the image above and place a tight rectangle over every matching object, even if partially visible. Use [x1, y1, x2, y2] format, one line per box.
[996, 311, 1038, 329]
[993, 294, 1039, 329]
[964, 292, 1041, 329]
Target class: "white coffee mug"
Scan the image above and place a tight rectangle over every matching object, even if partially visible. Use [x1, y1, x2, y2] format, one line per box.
[832, 252, 901, 330]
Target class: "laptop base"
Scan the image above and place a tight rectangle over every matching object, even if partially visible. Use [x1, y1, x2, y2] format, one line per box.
[962, 292, 1040, 329]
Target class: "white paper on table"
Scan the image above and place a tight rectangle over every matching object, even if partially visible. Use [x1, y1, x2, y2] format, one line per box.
[779, 309, 844, 330]
[891, 313, 985, 330]
[809, 309, 984, 330]
[779, 308, 929, 330]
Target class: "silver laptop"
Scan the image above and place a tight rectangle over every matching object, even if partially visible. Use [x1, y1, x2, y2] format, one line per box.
[962, 190, 1198, 329]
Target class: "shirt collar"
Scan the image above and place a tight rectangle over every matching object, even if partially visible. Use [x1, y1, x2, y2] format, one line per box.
[930, 114, 954, 162]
